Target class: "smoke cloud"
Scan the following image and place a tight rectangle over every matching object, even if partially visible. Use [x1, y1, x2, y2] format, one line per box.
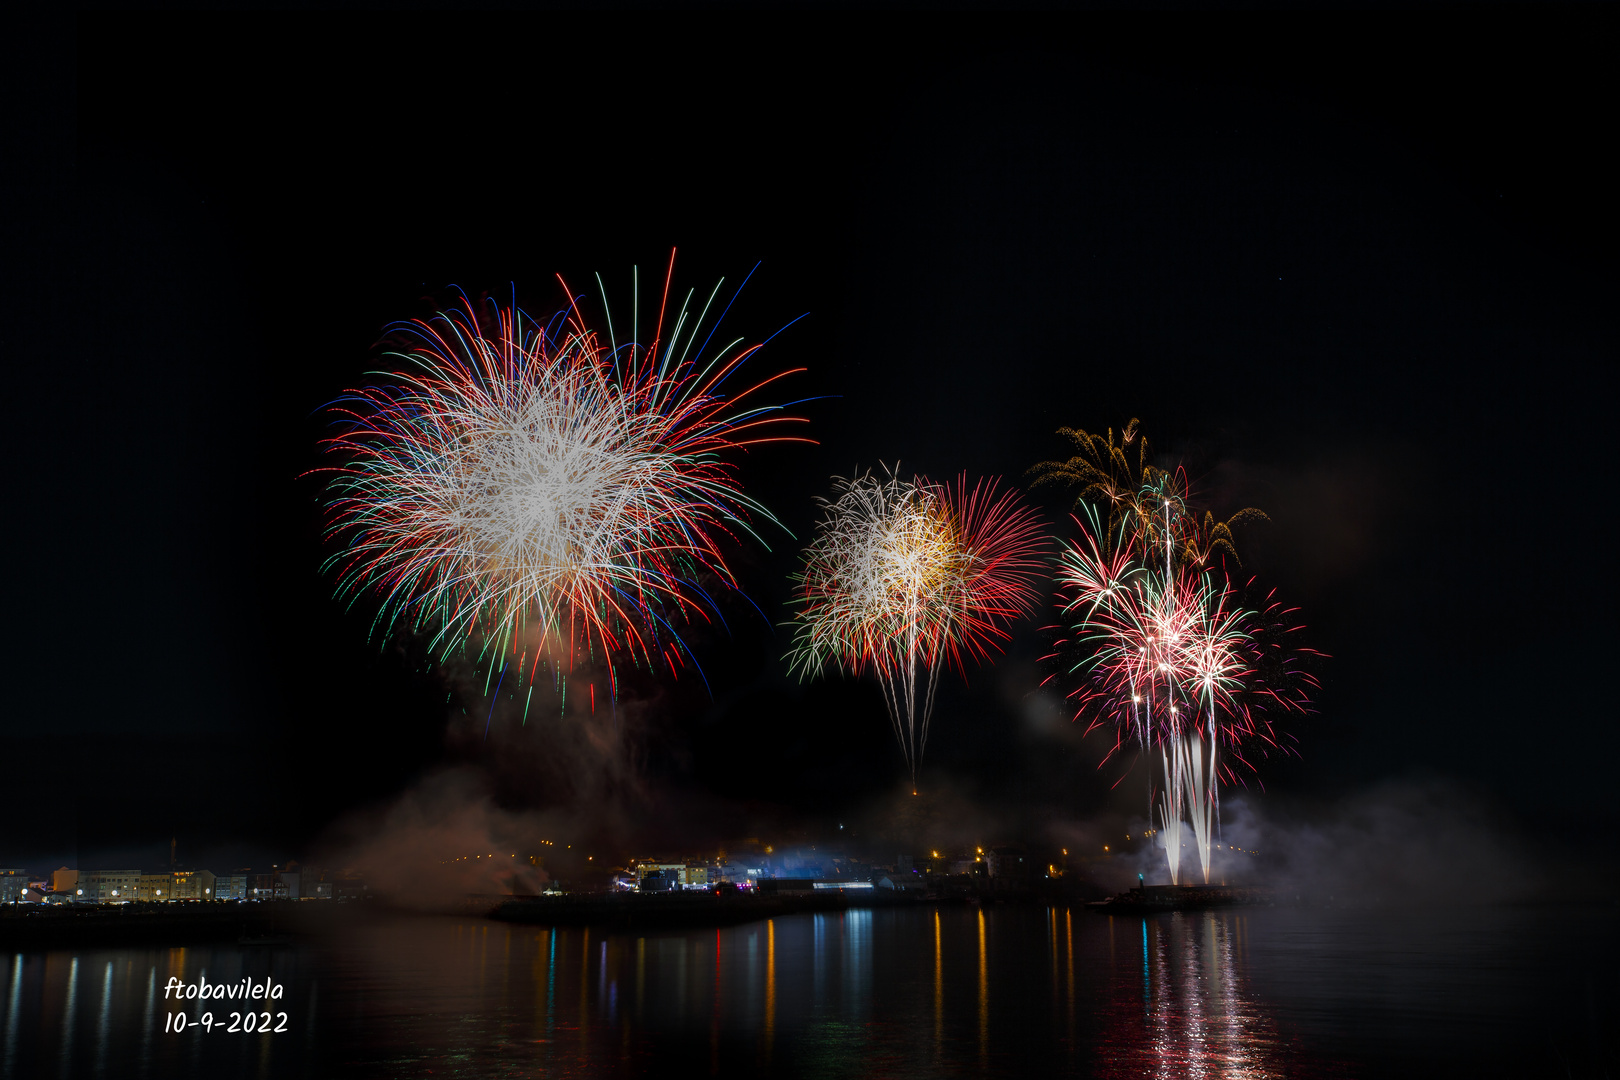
[1070, 779, 1549, 906]
[314, 657, 677, 909]
[316, 767, 558, 910]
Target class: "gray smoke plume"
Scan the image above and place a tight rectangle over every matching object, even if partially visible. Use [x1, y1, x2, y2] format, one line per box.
[1072, 779, 1548, 906]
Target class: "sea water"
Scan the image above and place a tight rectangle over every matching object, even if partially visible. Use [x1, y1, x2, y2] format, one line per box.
[2, 903, 1614, 1078]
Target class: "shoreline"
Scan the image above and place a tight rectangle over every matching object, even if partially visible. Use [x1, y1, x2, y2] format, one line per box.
[8, 884, 1575, 949]
[0, 888, 1089, 948]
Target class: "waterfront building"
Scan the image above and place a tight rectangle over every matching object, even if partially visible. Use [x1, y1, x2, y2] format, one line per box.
[332, 872, 369, 899]
[287, 863, 330, 898]
[74, 869, 141, 902]
[137, 871, 169, 901]
[715, 856, 772, 884]
[64, 866, 325, 903]
[110, 867, 218, 906]
[1, 869, 30, 903]
[213, 873, 248, 900]
[265, 861, 323, 899]
[628, 860, 718, 891]
[987, 846, 1031, 881]
[132, 869, 215, 901]
[169, 869, 216, 899]
[628, 867, 673, 893]
[632, 862, 682, 890]
[51, 867, 78, 893]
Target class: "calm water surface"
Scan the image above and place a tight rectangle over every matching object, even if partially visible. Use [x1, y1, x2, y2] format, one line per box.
[2, 904, 1614, 1078]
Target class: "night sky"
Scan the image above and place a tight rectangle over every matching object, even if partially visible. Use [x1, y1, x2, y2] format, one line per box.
[7, 13, 1615, 873]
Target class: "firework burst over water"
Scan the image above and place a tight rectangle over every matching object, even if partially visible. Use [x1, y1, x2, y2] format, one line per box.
[787, 467, 1046, 783]
[315, 258, 810, 707]
[1037, 423, 1320, 882]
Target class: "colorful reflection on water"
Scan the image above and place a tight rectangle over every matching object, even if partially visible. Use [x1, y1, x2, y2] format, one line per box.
[1094, 910, 1339, 1079]
[2, 904, 1614, 1078]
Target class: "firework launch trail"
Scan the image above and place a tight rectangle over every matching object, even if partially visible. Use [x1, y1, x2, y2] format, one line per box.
[787, 467, 1045, 785]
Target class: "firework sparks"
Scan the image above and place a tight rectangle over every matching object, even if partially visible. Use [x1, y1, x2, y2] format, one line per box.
[315, 256, 810, 711]
[787, 467, 1045, 783]
[1038, 424, 1318, 883]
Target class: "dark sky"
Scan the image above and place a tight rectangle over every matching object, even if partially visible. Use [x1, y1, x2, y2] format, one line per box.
[6, 12, 1615, 871]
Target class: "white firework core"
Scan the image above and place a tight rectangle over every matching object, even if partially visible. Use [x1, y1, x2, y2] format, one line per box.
[427, 366, 672, 609]
[788, 469, 976, 781]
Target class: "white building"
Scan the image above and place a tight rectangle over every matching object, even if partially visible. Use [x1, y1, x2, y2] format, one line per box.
[73, 869, 141, 902]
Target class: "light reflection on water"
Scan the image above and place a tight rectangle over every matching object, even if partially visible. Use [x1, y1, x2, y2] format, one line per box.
[1095, 910, 1327, 1079]
[2, 904, 1615, 1078]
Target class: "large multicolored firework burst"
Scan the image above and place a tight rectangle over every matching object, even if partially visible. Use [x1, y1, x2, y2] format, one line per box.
[316, 256, 809, 714]
[787, 467, 1046, 784]
[1036, 422, 1319, 883]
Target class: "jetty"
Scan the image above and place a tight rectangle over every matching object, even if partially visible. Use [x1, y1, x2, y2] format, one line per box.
[1088, 883, 1274, 914]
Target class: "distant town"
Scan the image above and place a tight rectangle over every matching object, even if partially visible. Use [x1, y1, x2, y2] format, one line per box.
[0, 834, 1151, 906]
[1, 861, 368, 905]
[609, 838, 1079, 897]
